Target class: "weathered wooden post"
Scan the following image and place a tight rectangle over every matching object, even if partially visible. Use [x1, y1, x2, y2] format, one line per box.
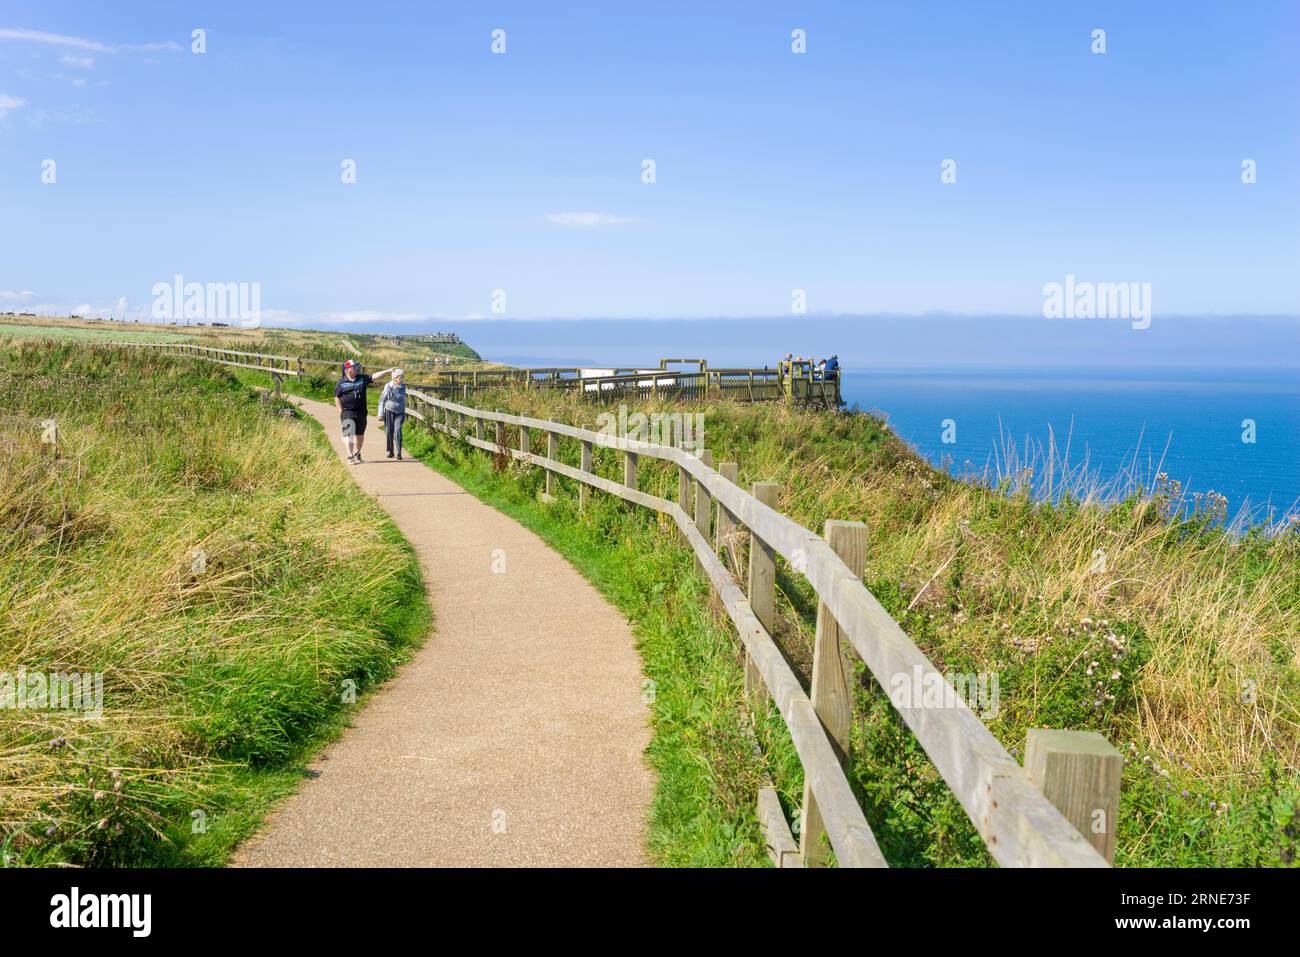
[746, 482, 780, 712]
[677, 446, 693, 545]
[624, 448, 638, 494]
[475, 415, 484, 442]
[1024, 729, 1123, 864]
[579, 440, 593, 513]
[520, 424, 531, 458]
[800, 519, 866, 867]
[717, 461, 739, 571]
[495, 417, 505, 451]
[692, 450, 713, 575]
[544, 432, 559, 500]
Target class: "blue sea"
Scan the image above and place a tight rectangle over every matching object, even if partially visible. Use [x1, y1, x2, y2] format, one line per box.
[839, 368, 1300, 524]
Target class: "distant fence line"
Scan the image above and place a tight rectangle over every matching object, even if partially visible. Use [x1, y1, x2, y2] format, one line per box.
[111, 340, 1123, 867]
[109, 341, 842, 406]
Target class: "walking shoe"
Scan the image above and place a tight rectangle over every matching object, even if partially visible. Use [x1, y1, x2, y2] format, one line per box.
[387, 452, 394, 458]
[396, 453, 403, 460]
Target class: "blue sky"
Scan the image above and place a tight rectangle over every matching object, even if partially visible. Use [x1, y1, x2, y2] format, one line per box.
[1, 1, 1297, 327]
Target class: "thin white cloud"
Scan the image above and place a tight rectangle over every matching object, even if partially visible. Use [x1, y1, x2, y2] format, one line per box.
[0, 28, 110, 52]
[0, 93, 25, 118]
[0, 289, 37, 301]
[60, 53, 94, 68]
[0, 27, 182, 55]
[547, 211, 634, 227]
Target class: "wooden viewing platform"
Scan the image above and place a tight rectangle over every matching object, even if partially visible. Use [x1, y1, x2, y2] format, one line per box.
[413, 357, 843, 407]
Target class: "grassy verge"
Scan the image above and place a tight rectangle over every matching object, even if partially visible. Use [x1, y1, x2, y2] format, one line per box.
[1, 340, 430, 866]
[403, 387, 1300, 867]
[395, 422, 795, 866]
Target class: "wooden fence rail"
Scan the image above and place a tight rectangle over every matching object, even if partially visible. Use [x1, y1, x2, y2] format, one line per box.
[111, 341, 1120, 868]
[405, 389, 1118, 868]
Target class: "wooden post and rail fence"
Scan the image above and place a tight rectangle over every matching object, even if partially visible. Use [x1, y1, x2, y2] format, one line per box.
[110, 339, 1123, 868]
[111, 340, 840, 406]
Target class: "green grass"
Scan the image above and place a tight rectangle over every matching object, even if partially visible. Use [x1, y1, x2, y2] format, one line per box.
[0, 340, 431, 866]
[400, 387, 1300, 867]
[0, 322, 189, 344]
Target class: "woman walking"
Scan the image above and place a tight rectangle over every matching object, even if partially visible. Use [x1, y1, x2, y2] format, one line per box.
[377, 369, 408, 460]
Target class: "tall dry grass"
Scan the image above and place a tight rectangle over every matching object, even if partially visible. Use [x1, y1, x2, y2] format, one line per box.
[0, 341, 428, 865]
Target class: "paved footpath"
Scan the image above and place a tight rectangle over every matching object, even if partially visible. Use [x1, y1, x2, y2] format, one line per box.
[232, 397, 653, 867]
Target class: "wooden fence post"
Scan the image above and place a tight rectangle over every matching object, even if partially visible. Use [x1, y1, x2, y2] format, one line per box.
[692, 450, 713, 575]
[717, 461, 739, 572]
[495, 418, 505, 451]
[677, 449, 693, 545]
[624, 449, 638, 495]
[520, 425, 531, 457]
[579, 440, 593, 513]
[800, 519, 866, 867]
[746, 481, 780, 712]
[1024, 729, 1123, 864]
[544, 432, 559, 500]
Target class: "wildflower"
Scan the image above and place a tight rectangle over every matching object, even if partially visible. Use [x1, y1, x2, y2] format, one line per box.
[1181, 790, 1189, 797]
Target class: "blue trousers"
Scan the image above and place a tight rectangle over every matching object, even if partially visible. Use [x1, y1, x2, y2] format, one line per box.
[383, 410, 405, 455]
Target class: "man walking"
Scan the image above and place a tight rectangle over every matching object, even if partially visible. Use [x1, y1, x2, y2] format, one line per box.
[335, 360, 396, 463]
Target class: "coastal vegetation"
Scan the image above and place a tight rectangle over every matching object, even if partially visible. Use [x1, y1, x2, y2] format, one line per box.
[405, 386, 1300, 866]
[0, 339, 429, 866]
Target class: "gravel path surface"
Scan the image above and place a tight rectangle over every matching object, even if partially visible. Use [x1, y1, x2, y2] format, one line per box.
[232, 396, 654, 867]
